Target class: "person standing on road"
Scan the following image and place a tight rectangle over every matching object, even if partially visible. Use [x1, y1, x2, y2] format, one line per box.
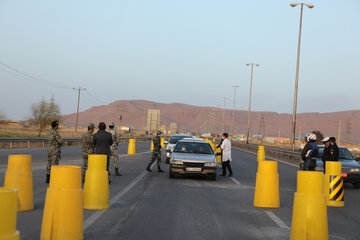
[321, 136, 339, 173]
[46, 120, 63, 183]
[94, 122, 113, 173]
[81, 123, 95, 182]
[301, 132, 319, 171]
[146, 130, 164, 172]
[108, 122, 121, 176]
[329, 137, 339, 160]
[220, 133, 233, 176]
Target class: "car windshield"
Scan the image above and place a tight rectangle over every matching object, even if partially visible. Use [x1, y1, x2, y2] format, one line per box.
[318, 147, 354, 161]
[169, 136, 190, 144]
[174, 142, 214, 155]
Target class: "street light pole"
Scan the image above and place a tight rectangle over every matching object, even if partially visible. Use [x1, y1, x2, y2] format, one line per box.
[246, 63, 259, 144]
[290, 2, 314, 151]
[232, 85, 239, 135]
[221, 97, 228, 133]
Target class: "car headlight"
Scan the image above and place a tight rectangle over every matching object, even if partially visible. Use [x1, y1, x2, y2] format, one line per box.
[174, 160, 183, 165]
[204, 162, 216, 167]
[315, 166, 324, 171]
[166, 152, 171, 157]
[350, 168, 360, 172]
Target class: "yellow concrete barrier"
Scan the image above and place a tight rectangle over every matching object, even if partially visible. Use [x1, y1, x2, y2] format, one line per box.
[84, 154, 109, 210]
[290, 171, 328, 240]
[257, 146, 265, 161]
[40, 166, 83, 240]
[253, 160, 280, 208]
[324, 161, 344, 207]
[127, 139, 136, 155]
[161, 138, 165, 149]
[0, 188, 20, 240]
[4, 155, 33, 211]
[150, 140, 154, 151]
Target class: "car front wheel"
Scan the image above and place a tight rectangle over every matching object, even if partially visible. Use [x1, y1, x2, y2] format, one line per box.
[209, 174, 216, 181]
[169, 168, 175, 178]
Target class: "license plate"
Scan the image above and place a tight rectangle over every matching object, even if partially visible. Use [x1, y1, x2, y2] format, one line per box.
[186, 167, 202, 172]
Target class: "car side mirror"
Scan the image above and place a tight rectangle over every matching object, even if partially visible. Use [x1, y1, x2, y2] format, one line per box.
[164, 141, 169, 144]
[356, 157, 360, 162]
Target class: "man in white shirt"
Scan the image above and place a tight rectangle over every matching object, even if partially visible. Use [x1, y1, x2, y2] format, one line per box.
[220, 133, 233, 176]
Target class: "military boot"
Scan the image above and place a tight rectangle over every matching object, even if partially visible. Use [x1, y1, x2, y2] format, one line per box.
[45, 174, 50, 183]
[114, 168, 122, 176]
[146, 162, 152, 172]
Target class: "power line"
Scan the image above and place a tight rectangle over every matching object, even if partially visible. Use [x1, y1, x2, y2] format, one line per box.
[0, 61, 72, 89]
[86, 90, 107, 105]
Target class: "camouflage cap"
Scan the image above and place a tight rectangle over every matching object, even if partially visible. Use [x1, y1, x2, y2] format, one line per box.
[109, 122, 115, 127]
[88, 123, 95, 129]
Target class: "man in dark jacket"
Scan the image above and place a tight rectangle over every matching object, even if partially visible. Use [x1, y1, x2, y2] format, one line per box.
[94, 122, 113, 173]
[321, 136, 339, 173]
[301, 132, 319, 171]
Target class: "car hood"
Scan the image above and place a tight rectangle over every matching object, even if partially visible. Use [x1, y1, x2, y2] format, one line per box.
[172, 152, 216, 162]
[316, 159, 360, 168]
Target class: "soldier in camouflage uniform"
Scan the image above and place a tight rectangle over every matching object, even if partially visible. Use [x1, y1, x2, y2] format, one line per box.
[146, 130, 164, 172]
[82, 123, 95, 182]
[46, 120, 63, 183]
[108, 123, 121, 176]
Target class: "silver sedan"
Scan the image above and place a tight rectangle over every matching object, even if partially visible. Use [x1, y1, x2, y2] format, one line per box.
[169, 139, 217, 180]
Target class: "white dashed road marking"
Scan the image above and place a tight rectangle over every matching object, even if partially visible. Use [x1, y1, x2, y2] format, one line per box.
[265, 211, 290, 230]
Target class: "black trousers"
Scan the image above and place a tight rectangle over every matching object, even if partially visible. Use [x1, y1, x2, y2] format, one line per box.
[222, 160, 233, 175]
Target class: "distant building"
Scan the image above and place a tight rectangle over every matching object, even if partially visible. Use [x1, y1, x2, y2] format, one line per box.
[147, 109, 160, 132]
[169, 122, 178, 134]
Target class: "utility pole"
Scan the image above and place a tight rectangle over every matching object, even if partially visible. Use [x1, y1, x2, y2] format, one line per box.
[221, 97, 228, 133]
[216, 104, 221, 134]
[337, 120, 341, 145]
[73, 87, 86, 132]
[117, 104, 126, 133]
[232, 85, 239, 135]
[298, 123, 302, 149]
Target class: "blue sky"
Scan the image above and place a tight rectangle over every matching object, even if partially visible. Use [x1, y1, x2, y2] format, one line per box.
[0, 0, 359, 120]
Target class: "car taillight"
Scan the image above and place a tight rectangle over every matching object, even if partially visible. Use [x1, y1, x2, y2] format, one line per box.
[342, 173, 347, 177]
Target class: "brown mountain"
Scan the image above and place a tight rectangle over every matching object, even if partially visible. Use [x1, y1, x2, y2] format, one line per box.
[62, 100, 360, 143]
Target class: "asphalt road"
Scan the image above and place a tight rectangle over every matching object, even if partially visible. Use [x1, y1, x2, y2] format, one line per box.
[0, 144, 359, 240]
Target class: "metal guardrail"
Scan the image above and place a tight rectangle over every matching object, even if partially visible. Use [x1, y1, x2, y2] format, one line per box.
[0, 137, 152, 149]
[233, 142, 302, 164]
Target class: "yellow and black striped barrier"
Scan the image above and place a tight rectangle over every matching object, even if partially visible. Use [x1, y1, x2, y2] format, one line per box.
[324, 161, 344, 207]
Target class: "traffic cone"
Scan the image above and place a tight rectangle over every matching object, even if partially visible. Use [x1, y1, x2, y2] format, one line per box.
[4, 155, 33, 211]
[150, 140, 154, 151]
[253, 160, 280, 208]
[161, 138, 165, 149]
[84, 154, 109, 210]
[290, 171, 328, 240]
[127, 139, 136, 155]
[40, 166, 83, 240]
[257, 146, 265, 161]
[215, 147, 222, 164]
[0, 188, 20, 240]
[324, 161, 344, 207]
